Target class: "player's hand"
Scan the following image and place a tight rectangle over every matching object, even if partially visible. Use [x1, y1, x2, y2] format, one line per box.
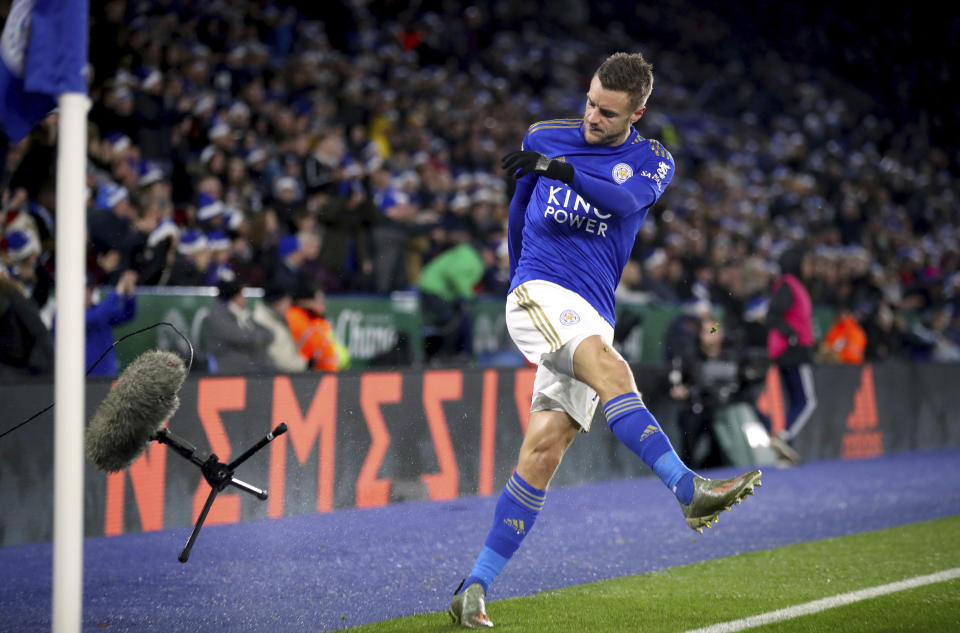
[502, 150, 574, 184]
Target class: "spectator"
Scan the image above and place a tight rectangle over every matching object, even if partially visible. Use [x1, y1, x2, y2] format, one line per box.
[478, 236, 511, 297]
[88, 183, 137, 285]
[203, 279, 274, 374]
[195, 191, 226, 232]
[640, 249, 679, 302]
[270, 233, 308, 295]
[89, 183, 136, 255]
[286, 285, 349, 372]
[615, 259, 654, 305]
[293, 225, 341, 293]
[1, 228, 52, 311]
[1, 0, 957, 360]
[5, 118, 58, 242]
[417, 240, 484, 362]
[166, 229, 210, 286]
[252, 283, 308, 373]
[818, 302, 867, 364]
[81, 270, 138, 377]
[369, 161, 418, 293]
[908, 303, 960, 363]
[741, 256, 776, 350]
[204, 229, 235, 285]
[668, 316, 736, 468]
[270, 176, 305, 234]
[711, 259, 749, 351]
[862, 300, 907, 362]
[137, 217, 180, 286]
[0, 267, 54, 377]
[133, 69, 177, 166]
[114, 196, 166, 279]
[313, 170, 378, 291]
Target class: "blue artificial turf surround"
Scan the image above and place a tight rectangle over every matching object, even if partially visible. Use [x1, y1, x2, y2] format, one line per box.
[1, 448, 958, 632]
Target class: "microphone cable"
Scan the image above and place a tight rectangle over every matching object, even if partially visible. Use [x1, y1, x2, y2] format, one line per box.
[0, 321, 194, 441]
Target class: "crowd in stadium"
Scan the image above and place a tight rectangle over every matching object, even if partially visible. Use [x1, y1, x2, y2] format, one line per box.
[1, 0, 958, 376]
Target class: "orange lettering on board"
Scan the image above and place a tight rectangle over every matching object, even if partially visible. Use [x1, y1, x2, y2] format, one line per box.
[420, 370, 461, 500]
[843, 432, 883, 459]
[478, 369, 498, 496]
[104, 470, 124, 536]
[193, 377, 246, 526]
[842, 365, 883, 459]
[268, 375, 338, 516]
[514, 368, 536, 434]
[103, 440, 168, 536]
[756, 366, 786, 437]
[356, 373, 399, 507]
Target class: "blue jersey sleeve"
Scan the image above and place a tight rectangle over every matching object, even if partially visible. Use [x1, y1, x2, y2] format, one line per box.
[86, 290, 122, 330]
[522, 119, 581, 153]
[570, 147, 674, 217]
[507, 172, 537, 280]
[109, 294, 137, 326]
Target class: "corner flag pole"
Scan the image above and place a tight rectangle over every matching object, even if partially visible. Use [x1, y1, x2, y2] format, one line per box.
[1, 0, 90, 628]
[52, 91, 89, 633]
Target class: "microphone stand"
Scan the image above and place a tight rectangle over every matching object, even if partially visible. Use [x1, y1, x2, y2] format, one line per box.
[153, 423, 288, 562]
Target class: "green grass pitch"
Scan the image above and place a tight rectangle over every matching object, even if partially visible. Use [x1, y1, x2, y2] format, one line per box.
[341, 515, 960, 632]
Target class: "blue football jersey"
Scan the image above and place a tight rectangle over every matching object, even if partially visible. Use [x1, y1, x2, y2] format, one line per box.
[508, 119, 675, 326]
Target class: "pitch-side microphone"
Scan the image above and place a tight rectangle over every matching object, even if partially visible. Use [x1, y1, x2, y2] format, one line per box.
[85, 350, 188, 472]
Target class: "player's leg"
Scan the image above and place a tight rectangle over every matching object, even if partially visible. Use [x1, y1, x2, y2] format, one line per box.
[515, 408, 581, 487]
[571, 334, 697, 501]
[451, 410, 578, 628]
[465, 409, 577, 590]
[571, 335, 761, 531]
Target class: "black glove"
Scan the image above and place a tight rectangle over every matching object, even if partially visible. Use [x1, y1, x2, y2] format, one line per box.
[502, 150, 575, 184]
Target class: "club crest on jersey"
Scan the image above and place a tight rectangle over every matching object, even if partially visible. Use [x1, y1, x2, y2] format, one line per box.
[559, 309, 580, 325]
[612, 163, 633, 184]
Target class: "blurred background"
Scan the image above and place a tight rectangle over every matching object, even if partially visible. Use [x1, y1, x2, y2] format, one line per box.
[1, 0, 959, 541]
[2, 0, 958, 376]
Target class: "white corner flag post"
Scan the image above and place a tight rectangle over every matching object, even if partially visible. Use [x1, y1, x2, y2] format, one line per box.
[52, 91, 89, 633]
[3, 1, 89, 629]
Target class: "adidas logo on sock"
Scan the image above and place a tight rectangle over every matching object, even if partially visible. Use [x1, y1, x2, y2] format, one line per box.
[504, 518, 526, 535]
[639, 424, 660, 441]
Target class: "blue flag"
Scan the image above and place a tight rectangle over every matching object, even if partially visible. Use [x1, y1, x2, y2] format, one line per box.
[0, 0, 88, 144]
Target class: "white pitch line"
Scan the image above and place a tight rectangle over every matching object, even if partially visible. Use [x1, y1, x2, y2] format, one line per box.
[682, 567, 960, 633]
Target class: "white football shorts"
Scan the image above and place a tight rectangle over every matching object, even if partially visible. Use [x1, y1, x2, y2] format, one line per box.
[506, 279, 615, 431]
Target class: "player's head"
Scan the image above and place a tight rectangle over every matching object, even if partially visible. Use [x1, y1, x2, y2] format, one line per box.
[584, 52, 653, 145]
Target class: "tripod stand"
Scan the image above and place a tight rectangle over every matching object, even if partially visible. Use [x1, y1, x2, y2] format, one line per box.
[154, 423, 288, 562]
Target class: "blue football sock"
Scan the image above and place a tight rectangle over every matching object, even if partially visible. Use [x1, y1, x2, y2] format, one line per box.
[603, 392, 696, 504]
[464, 472, 545, 593]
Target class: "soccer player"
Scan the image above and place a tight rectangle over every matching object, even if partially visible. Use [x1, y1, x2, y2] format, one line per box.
[449, 52, 762, 629]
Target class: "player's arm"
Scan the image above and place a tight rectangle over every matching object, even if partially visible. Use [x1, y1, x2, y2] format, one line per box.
[569, 164, 663, 217]
[86, 290, 124, 328]
[502, 149, 674, 217]
[108, 294, 137, 326]
[507, 172, 536, 278]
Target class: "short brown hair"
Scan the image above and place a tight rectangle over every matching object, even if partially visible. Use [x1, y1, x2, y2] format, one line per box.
[596, 52, 654, 110]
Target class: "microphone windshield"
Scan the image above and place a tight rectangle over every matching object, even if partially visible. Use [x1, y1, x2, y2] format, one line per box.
[86, 350, 188, 472]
